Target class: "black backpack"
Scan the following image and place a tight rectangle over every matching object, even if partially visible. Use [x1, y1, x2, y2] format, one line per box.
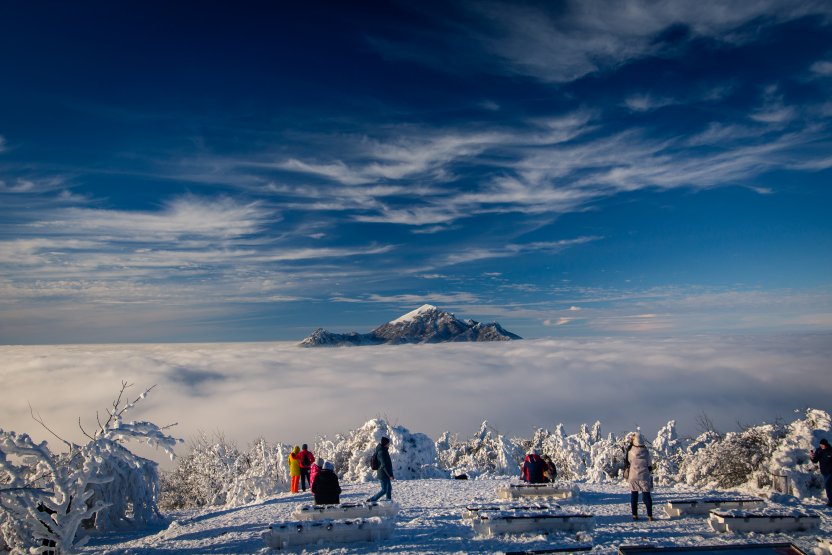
[370, 450, 380, 470]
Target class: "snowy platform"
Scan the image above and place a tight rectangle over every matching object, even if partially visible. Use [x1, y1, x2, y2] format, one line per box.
[618, 543, 808, 555]
[708, 508, 821, 534]
[262, 516, 393, 549]
[462, 501, 558, 519]
[664, 496, 766, 517]
[292, 501, 399, 521]
[814, 537, 832, 555]
[496, 482, 577, 500]
[471, 508, 594, 537]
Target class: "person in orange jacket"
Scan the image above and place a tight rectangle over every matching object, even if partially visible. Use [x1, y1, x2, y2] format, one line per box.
[288, 445, 302, 493]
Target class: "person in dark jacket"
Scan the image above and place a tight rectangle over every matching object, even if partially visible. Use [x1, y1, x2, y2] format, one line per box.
[298, 444, 315, 492]
[542, 455, 558, 483]
[522, 450, 546, 483]
[810, 438, 832, 506]
[311, 461, 342, 505]
[367, 436, 394, 502]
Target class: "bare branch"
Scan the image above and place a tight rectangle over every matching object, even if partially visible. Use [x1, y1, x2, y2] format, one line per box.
[78, 417, 94, 441]
[28, 402, 74, 449]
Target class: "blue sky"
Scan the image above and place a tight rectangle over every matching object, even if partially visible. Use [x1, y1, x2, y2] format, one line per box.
[1, 1, 831, 343]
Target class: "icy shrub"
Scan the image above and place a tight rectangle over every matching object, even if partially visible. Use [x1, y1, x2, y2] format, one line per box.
[315, 419, 444, 483]
[651, 420, 685, 485]
[767, 408, 832, 499]
[435, 421, 523, 478]
[160, 434, 289, 509]
[679, 423, 785, 490]
[0, 384, 180, 553]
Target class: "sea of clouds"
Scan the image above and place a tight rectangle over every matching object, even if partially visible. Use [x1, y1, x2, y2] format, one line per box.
[2, 335, 830, 467]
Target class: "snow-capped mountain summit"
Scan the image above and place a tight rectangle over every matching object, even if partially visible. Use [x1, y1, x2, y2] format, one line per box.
[299, 305, 521, 347]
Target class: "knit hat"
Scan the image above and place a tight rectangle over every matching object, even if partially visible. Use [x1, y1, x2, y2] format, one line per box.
[381, 436, 390, 446]
[302, 443, 308, 450]
[323, 461, 334, 471]
[820, 438, 830, 447]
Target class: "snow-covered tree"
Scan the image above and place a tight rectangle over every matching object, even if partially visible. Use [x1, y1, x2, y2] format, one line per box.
[0, 383, 180, 553]
[766, 408, 832, 499]
[315, 419, 444, 483]
[160, 434, 290, 510]
[435, 421, 523, 478]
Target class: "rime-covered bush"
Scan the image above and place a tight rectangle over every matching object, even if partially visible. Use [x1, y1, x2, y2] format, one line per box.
[315, 419, 444, 483]
[652, 420, 684, 485]
[679, 423, 786, 489]
[0, 384, 179, 553]
[160, 434, 290, 510]
[435, 421, 523, 478]
[766, 409, 832, 499]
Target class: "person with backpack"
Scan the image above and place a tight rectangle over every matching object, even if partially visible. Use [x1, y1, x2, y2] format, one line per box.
[810, 438, 832, 506]
[625, 431, 654, 521]
[298, 444, 316, 492]
[311, 461, 342, 505]
[367, 436, 394, 502]
[521, 450, 546, 483]
[287, 445, 302, 493]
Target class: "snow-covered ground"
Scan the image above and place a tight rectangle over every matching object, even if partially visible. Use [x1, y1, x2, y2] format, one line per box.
[83, 478, 832, 554]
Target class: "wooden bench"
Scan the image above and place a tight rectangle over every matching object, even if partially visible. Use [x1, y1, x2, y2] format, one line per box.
[471, 508, 594, 537]
[292, 500, 399, 521]
[708, 508, 821, 534]
[496, 482, 577, 500]
[664, 497, 765, 517]
[262, 516, 393, 550]
[618, 543, 808, 555]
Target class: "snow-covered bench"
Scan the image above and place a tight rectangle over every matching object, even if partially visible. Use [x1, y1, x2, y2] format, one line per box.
[262, 516, 393, 550]
[664, 496, 765, 517]
[292, 501, 399, 521]
[618, 543, 808, 555]
[470, 508, 594, 537]
[708, 508, 821, 534]
[462, 501, 558, 519]
[496, 482, 577, 500]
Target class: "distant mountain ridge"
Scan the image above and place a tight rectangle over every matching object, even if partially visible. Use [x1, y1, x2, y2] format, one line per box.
[299, 304, 522, 347]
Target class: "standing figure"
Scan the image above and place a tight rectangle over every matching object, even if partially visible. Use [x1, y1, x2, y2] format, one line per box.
[810, 438, 832, 507]
[626, 432, 653, 521]
[312, 461, 342, 505]
[542, 455, 558, 483]
[367, 436, 394, 502]
[310, 459, 322, 489]
[522, 450, 546, 483]
[288, 445, 302, 494]
[298, 443, 316, 492]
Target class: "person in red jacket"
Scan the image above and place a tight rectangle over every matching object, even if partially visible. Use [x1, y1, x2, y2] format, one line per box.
[522, 450, 546, 483]
[298, 443, 316, 492]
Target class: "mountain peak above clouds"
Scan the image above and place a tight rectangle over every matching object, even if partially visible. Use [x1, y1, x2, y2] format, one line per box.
[299, 305, 521, 347]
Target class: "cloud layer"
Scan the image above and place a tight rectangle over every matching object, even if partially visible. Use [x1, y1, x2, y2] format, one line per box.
[2, 336, 829, 467]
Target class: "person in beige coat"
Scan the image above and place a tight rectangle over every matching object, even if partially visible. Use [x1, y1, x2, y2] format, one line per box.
[625, 432, 653, 521]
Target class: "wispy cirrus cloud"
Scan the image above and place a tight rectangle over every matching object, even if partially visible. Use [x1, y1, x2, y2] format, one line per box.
[371, 1, 832, 83]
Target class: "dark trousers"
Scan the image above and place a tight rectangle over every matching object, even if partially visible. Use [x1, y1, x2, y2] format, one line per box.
[631, 491, 653, 517]
[300, 468, 311, 491]
[823, 473, 832, 505]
